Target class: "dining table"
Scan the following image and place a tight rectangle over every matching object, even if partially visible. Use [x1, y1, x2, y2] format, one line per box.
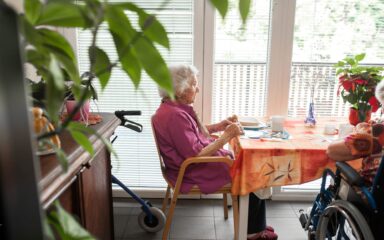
[229, 118, 362, 240]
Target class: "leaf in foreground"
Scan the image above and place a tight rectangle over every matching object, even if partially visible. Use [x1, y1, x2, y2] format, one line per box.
[49, 201, 95, 240]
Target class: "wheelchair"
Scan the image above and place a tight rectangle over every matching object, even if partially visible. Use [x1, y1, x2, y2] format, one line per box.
[299, 155, 384, 240]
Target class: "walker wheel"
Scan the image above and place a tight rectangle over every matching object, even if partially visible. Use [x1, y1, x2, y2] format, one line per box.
[307, 227, 316, 240]
[138, 207, 166, 233]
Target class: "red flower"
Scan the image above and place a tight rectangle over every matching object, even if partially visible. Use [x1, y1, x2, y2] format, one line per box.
[369, 96, 380, 112]
[355, 79, 367, 85]
[339, 76, 346, 83]
[341, 80, 353, 91]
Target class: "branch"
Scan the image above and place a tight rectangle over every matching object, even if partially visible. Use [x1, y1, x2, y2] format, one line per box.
[38, 1, 169, 140]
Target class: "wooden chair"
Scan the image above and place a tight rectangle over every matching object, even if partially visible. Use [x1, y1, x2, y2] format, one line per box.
[151, 117, 239, 240]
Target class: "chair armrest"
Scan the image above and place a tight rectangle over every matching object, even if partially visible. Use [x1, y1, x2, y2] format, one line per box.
[173, 156, 233, 194]
[181, 156, 233, 169]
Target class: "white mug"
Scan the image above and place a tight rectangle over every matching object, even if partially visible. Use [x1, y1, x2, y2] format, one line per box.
[324, 124, 338, 135]
[338, 123, 354, 138]
[271, 116, 285, 132]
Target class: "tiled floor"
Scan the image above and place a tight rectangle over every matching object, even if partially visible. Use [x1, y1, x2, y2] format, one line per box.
[113, 198, 312, 240]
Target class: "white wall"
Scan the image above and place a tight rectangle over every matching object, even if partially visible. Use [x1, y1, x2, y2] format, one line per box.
[4, 0, 23, 13]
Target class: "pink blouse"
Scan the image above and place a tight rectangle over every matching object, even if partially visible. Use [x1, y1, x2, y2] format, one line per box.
[152, 100, 232, 194]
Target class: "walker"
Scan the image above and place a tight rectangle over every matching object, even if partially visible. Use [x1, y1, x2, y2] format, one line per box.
[111, 110, 166, 232]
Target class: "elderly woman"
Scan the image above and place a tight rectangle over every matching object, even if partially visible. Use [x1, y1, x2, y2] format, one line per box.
[326, 80, 384, 239]
[327, 79, 384, 186]
[152, 64, 278, 240]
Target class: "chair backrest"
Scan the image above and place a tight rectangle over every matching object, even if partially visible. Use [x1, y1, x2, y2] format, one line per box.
[150, 115, 168, 180]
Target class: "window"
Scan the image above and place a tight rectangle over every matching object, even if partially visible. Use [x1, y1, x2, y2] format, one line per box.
[209, 0, 384, 197]
[288, 0, 384, 118]
[211, 0, 271, 123]
[76, 0, 384, 198]
[77, 0, 195, 189]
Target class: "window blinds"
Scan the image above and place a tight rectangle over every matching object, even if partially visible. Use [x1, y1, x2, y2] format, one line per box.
[77, 0, 194, 188]
[212, 0, 271, 123]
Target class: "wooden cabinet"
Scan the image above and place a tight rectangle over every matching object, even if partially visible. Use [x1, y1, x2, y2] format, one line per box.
[39, 113, 120, 240]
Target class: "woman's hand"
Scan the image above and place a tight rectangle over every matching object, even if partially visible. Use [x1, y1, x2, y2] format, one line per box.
[227, 114, 238, 123]
[222, 123, 243, 139]
[206, 115, 240, 133]
[215, 119, 233, 131]
[197, 122, 242, 157]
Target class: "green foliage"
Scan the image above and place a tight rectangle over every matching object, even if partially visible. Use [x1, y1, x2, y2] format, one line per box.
[24, 0, 42, 24]
[239, 0, 251, 24]
[115, 3, 170, 49]
[210, 0, 229, 19]
[46, 55, 66, 123]
[48, 202, 95, 240]
[36, 2, 91, 28]
[105, 5, 142, 88]
[23, 0, 175, 124]
[68, 122, 117, 158]
[89, 46, 111, 90]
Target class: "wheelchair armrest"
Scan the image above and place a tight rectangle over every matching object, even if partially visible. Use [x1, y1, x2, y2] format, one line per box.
[336, 162, 364, 187]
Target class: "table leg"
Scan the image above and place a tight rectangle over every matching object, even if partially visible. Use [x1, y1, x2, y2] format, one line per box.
[238, 194, 249, 240]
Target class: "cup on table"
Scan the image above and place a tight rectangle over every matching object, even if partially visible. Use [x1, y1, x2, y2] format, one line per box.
[324, 124, 338, 135]
[338, 123, 354, 138]
[271, 116, 285, 132]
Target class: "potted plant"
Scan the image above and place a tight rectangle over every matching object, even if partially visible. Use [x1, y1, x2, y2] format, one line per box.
[64, 72, 98, 122]
[335, 53, 384, 125]
[29, 74, 97, 122]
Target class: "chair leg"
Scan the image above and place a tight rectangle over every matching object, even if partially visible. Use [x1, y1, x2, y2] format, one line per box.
[162, 191, 179, 240]
[223, 193, 228, 220]
[162, 185, 171, 213]
[231, 194, 239, 240]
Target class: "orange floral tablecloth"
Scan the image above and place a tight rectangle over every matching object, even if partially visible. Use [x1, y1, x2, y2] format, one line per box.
[230, 119, 362, 195]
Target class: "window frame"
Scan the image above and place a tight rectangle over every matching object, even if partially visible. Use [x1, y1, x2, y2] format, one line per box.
[200, 0, 297, 123]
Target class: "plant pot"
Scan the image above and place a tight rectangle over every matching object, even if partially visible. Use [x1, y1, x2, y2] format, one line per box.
[348, 107, 371, 126]
[65, 100, 90, 121]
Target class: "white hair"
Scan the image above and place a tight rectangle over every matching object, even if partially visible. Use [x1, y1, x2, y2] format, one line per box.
[375, 80, 384, 105]
[158, 64, 198, 98]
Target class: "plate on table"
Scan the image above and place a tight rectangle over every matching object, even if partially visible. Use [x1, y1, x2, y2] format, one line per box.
[242, 123, 267, 131]
[238, 116, 262, 126]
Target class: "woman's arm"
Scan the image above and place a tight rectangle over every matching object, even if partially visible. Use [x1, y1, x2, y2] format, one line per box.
[327, 132, 374, 161]
[197, 123, 241, 157]
[327, 140, 357, 161]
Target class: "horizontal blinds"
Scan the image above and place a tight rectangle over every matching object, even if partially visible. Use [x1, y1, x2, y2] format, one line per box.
[212, 0, 271, 123]
[77, 0, 194, 188]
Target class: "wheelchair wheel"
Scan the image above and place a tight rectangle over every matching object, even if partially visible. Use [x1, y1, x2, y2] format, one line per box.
[138, 207, 166, 233]
[316, 200, 374, 240]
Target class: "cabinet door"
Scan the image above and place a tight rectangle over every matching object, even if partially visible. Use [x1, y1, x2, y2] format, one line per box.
[59, 180, 82, 224]
[80, 148, 114, 240]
